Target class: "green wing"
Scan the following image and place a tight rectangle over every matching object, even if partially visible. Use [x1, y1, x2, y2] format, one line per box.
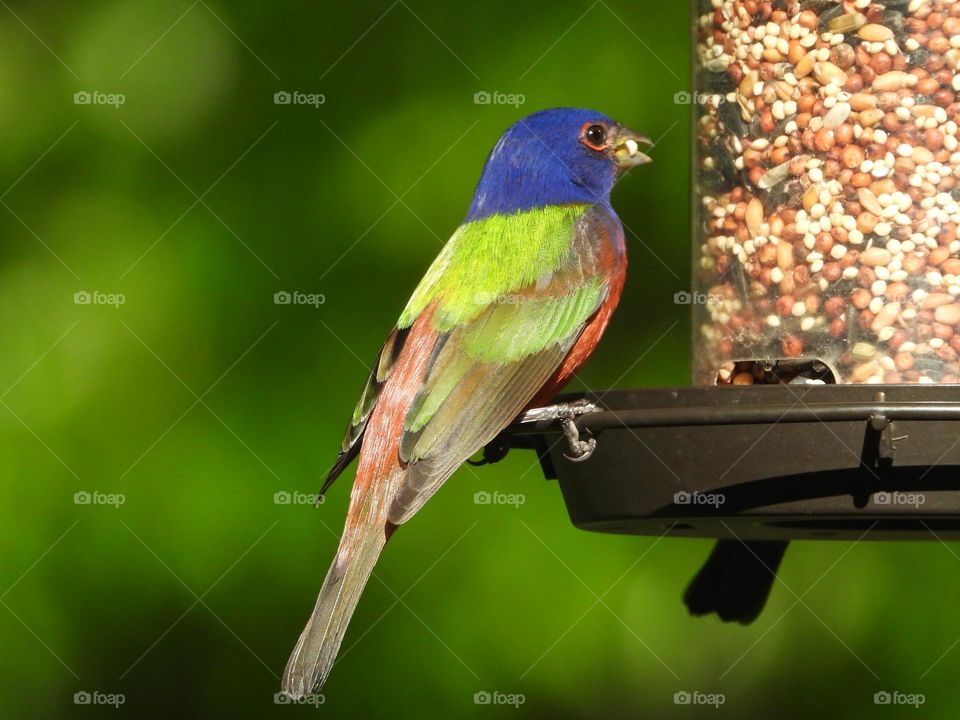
[399, 205, 588, 331]
[389, 204, 613, 523]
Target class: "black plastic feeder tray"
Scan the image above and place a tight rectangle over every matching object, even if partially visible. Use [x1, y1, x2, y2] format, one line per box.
[498, 384, 960, 542]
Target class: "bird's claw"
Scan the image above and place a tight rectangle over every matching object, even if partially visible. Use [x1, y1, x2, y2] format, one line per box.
[554, 401, 600, 462]
[559, 415, 597, 462]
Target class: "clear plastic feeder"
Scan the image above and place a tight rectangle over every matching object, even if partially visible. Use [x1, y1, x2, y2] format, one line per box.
[692, 0, 960, 385]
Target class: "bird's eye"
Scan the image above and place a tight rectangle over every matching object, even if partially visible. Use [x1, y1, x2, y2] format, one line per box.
[582, 123, 607, 151]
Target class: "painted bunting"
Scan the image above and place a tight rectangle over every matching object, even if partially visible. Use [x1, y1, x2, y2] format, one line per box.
[282, 108, 652, 698]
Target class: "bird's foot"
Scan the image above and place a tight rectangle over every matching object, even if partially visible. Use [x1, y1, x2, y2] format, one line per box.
[560, 417, 596, 462]
[520, 399, 600, 462]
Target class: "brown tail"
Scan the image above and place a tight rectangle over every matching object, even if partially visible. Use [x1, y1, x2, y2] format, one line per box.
[281, 490, 394, 698]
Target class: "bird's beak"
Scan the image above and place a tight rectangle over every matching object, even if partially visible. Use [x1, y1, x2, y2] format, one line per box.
[610, 126, 653, 168]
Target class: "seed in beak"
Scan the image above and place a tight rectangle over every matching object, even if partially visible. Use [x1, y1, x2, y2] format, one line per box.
[613, 135, 653, 167]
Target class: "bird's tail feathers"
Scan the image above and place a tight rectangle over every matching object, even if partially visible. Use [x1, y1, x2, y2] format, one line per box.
[281, 491, 392, 699]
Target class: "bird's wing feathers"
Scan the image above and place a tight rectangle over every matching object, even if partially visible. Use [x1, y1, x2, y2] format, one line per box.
[324, 204, 617, 521]
[388, 205, 612, 523]
[320, 325, 409, 495]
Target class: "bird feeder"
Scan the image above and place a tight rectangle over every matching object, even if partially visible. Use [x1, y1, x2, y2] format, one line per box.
[492, 0, 960, 593]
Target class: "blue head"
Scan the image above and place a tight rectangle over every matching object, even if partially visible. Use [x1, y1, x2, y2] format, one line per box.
[466, 108, 651, 221]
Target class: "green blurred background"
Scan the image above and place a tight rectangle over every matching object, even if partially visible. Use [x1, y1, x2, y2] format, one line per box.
[0, 0, 956, 717]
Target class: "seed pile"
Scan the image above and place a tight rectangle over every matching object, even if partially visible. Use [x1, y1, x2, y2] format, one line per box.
[695, 0, 960, 384]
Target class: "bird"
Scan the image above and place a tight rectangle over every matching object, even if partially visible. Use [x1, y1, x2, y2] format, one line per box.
[683, 540, 788, 624]
[281, 107, 652, 699]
